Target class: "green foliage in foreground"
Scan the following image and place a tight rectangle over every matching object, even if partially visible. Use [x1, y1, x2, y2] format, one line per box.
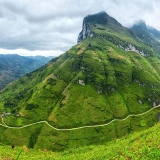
[0, 107, 159, 152]
[0, 122, 160, 160]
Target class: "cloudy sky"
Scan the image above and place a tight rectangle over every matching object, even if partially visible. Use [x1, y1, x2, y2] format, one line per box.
[0, 0, 160, 57]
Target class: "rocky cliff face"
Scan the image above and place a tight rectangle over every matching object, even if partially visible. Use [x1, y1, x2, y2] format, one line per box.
[77, 20, 94, 43]
[77, 12, 152, 57]
[117, 44, 151, 57]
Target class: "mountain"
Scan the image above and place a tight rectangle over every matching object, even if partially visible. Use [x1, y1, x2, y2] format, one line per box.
[148, 26, 160, 39]
[0, 54, 47, 90]
[27, 55, 54, 64]
[78, 11, 136, 43]
[0, 11, 160, 151]
[130, 20, 160, 52]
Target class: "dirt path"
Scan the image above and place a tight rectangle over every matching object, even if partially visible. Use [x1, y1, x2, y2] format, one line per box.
[0, 105, 160, 131]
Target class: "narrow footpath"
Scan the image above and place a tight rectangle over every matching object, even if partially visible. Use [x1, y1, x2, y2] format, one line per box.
[0, 105, 160, 131]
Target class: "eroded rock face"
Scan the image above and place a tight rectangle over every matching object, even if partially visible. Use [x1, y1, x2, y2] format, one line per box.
[77, 20, 93, 43]
[78, 79, 85, 86]
[117, 44, 150, 57]
[77, 11, 118, 43]
[124, 44, 150, 57]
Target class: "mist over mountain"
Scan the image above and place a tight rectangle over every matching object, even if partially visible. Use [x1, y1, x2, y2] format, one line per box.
[130, 20, 160, 52]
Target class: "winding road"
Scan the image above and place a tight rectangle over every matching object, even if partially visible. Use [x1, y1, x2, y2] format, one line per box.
[0, 105, 160, 131]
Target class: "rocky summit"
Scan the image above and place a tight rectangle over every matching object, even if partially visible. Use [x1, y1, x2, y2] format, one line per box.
[77, 11, 122, 42]
[0, 11, 160, 151]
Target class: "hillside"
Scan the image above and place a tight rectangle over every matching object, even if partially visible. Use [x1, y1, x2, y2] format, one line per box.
[130, 20, 160, 52]
[0, 122, 160, 159]
[0, 11, 160, 150]
[0, 54, 49, 90]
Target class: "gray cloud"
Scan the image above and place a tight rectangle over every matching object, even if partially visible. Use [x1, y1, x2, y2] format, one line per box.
[0, 0, 160, 56]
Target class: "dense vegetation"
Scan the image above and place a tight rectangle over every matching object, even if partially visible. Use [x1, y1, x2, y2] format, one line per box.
[0, 122, 160, 159]
[0, 11, 160, 151]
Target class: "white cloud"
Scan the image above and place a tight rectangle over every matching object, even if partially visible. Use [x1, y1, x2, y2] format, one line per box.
[0, 48, 63, 57]
[0, 0, 160, 56]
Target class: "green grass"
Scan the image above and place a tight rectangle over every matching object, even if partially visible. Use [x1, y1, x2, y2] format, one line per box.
[90, 23, 154, 55]
[0, 122, 160, 159]
[0, 106, 159, 151]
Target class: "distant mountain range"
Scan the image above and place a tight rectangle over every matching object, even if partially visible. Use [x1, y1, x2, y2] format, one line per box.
[0, 54, 53, 90]
[0, 11, 160, 151]
[27, 55, 54, 63]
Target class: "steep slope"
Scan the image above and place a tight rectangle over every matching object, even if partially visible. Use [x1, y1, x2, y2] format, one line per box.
[78, 11, 136, 42]
[130, 20, 160, 52]
[0, 11, 160, 150]
[1, 122, 160, 159]
[148, 26, 160, 39]
[0, 54, 47, 90]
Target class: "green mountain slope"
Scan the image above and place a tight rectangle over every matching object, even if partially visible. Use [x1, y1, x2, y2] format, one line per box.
[0, 122, 160, 159]
[0, 11, 160, 150]
[130, 20, 160, 52]
[0, 54, 48, 90]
